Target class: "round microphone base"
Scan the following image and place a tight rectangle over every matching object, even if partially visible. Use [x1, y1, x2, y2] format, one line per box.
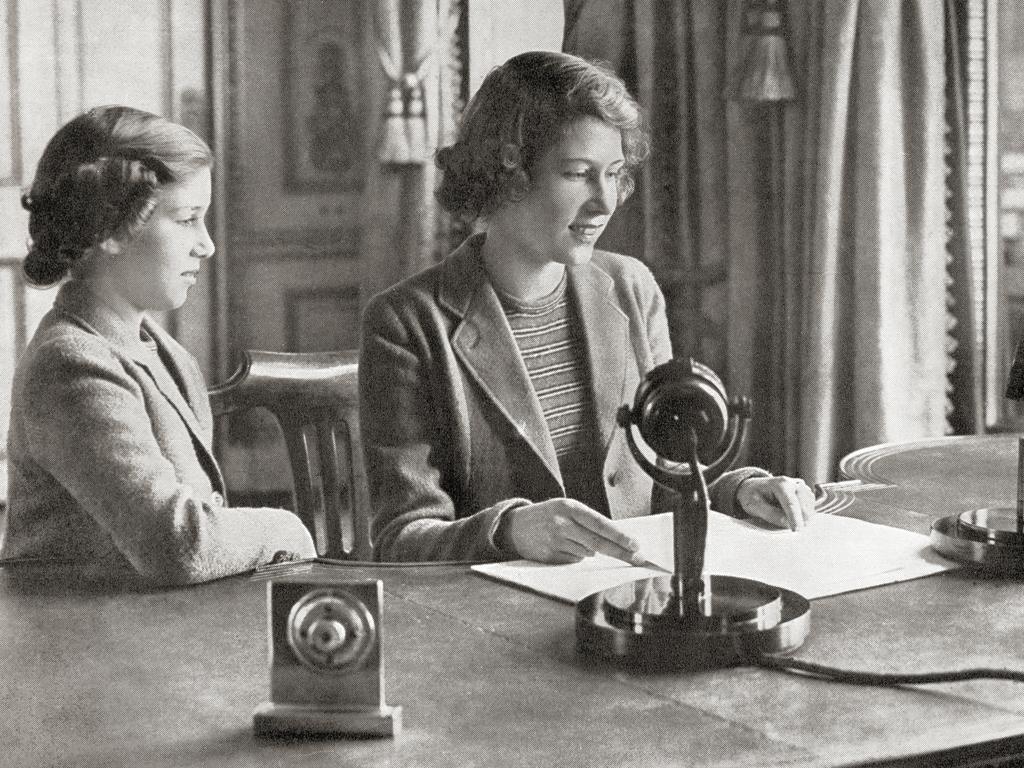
[575, 574, 810, 671]
[931, 507, 1024, 576]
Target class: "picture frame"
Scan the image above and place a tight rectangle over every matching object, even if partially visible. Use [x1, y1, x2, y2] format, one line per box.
[282, 0, 367, 193]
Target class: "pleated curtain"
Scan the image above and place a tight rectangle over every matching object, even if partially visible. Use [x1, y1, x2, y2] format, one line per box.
[564, 0, 953, 483]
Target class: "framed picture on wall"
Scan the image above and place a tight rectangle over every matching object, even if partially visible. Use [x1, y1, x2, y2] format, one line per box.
[282, 0, 367, 193]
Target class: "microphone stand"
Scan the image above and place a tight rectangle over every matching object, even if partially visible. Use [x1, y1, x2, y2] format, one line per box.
[575, 360, 810, 670]
[671, 427, 712, 624]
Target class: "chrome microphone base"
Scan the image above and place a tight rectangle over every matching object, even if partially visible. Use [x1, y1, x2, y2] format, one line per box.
[575, 574, 810, 671]
[931, 507, 1024, 576]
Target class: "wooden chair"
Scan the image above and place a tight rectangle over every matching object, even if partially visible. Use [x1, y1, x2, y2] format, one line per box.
[208, 350, 372, 561]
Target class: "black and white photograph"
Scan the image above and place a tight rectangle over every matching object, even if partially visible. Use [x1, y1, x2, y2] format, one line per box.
[1, 1, 1022, 766]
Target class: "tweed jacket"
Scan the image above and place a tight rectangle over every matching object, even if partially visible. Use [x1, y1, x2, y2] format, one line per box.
[2, 280, 315, 585]
[360, 234, 765, 562]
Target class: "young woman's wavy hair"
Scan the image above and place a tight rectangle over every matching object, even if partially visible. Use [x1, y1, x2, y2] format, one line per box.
[21, 105, 212, 287]
[435, 50, 649, 222]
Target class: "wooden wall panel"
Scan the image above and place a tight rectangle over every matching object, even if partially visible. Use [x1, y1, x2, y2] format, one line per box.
[216, 0, 374, 495]
[284, 286, 360, 353]
[229, 257, 361, 353]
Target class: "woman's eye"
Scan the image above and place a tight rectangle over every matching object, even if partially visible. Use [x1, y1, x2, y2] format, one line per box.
[178, 216, 200, 226]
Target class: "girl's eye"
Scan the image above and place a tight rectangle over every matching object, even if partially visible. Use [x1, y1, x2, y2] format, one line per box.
[178, 216, 200, 226]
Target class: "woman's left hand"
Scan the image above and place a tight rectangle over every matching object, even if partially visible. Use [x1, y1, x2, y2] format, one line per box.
[735, 476, 816, 531]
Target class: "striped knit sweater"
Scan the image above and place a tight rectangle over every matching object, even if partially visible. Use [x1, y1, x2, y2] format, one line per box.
[497, 276, 609, 515]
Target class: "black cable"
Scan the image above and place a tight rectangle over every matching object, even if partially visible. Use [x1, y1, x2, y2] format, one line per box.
[749, 650, 1024, 686]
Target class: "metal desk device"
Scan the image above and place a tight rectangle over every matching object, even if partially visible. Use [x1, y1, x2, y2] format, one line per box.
[930, 340, 1024, 575]
[575, 358, 810, 669]
[253, 576, 401, 737]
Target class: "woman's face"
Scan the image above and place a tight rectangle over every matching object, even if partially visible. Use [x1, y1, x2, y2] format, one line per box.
[104, 167, 214, 313]
[489, 116, 625, 268]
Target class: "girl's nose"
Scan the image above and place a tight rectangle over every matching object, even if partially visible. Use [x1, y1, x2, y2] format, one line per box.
[194, 222, 216, 259]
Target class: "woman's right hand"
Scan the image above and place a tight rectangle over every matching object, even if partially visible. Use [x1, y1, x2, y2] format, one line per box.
[500, 498, 648, 565]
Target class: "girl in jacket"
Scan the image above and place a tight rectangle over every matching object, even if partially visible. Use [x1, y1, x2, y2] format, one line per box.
[2, 106, 315, 584]
[359, 51, 816, 563]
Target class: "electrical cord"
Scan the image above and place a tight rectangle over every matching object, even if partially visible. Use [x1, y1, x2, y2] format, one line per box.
[748, 650, 1024, 685]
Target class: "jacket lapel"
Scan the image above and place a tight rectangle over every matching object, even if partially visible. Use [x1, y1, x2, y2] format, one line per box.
[136, 328, 227, 495]
[139, 320, 214, 445]
[570, 259, 632, 458]
[55, 281, 224, 492]
[440, 237, 562, 487]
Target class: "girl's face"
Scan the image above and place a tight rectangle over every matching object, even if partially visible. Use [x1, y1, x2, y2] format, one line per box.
[104, 167, 214, 314]
[488, 116, 625, 269]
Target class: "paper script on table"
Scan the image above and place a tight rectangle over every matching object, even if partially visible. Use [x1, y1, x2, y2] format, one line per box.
[471, 511, 958, 604]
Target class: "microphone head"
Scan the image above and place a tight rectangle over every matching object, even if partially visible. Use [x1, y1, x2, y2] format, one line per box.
[633, 359, 730, 463]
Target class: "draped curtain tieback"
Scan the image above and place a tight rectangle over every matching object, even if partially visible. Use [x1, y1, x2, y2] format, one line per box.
[378, 50, 432, 166]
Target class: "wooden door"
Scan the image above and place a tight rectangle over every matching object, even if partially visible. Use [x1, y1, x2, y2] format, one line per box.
[210, 0, 379, 499]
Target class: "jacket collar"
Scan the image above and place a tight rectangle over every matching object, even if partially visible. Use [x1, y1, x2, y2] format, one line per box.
[55, 280, 152, 360]
[440, 235, 630, 480]
[54, 280, 211, 451]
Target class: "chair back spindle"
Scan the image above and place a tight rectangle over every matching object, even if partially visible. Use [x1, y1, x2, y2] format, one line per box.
[208, 350, 371, 561]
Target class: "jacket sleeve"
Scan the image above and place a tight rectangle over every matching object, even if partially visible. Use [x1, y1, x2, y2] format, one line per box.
[359, 294, 524, 562]
[21, 337, 315, 585]
[631, 259, 768, 517]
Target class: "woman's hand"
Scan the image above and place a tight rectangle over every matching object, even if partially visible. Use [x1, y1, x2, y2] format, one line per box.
[735, 476, 816, 531]
[500, 498, 648, 565]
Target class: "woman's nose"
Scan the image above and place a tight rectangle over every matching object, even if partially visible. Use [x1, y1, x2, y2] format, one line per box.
[588, 175, 617, 214]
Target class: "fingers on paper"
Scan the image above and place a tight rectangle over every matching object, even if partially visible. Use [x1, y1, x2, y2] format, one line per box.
[769, 477, 816, 531]
[563, 502, 641, 562]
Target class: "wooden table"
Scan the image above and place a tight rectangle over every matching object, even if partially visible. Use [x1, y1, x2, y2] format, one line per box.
[6, 436, 1024, 767]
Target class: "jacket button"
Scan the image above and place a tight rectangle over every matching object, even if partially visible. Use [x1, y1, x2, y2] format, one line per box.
[210, 491, 225, 507]
[607, 473, 617, 487]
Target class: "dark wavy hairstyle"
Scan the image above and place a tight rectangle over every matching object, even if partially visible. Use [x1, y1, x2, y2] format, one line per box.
[20, 105, 212, 287]
[435, 51, 649, 222]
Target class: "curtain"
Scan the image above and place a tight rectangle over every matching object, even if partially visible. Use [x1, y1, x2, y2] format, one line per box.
[943, 0, 984, 434]
[782, 0, 948, 481]
[565, 0, 950, 484]
[361, 0, 461, 303]
[565, 0, 738, 377]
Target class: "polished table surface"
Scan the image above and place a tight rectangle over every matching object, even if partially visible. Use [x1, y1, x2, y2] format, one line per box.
[7, 436, 1024, 767]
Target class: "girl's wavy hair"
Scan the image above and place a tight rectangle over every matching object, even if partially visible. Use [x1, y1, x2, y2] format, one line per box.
[21, 105, 212, 287]
[435, 51, 650, 222]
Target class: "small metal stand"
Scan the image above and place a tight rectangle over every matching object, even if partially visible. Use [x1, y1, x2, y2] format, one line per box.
[930, 437, 1024, 576]
[575, 359, 810, 670]
[253, 577, 401, 737]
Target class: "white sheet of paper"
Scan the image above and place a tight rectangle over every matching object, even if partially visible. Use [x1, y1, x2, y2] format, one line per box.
[471, 511, 958, 604]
